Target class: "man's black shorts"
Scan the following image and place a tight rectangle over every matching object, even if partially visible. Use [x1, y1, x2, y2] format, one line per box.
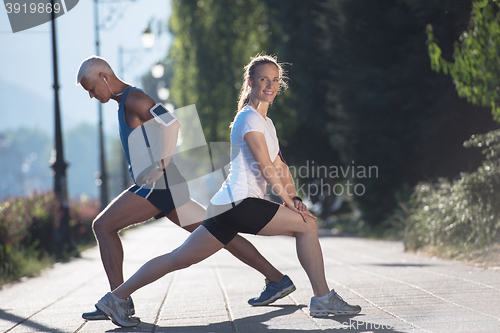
[128, 166, 190, 218]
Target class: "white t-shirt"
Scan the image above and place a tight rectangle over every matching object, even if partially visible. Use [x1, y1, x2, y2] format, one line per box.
[210, 105, 280, 205]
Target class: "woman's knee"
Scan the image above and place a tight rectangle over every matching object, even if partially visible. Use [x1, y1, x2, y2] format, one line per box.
[170, 257, 192, 270]
[306, 216, 318, 231]
[293, 216, 318, 237]
[168, 248, 198, 270]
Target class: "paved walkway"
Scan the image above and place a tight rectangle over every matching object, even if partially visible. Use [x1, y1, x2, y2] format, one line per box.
[0, 218, 499, 332]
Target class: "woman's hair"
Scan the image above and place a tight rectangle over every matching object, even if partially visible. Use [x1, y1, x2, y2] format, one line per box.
[236, 53, 288, 112]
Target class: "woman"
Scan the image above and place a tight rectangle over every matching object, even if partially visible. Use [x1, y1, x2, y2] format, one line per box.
[96, 54, 361, 327]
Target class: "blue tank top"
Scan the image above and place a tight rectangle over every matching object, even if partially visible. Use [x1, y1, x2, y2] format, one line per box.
[117, 86, 145, 182]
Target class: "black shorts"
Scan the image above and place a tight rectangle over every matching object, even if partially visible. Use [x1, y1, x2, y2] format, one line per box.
[202, 198, 280, 245]
[129, 170, 190, 218]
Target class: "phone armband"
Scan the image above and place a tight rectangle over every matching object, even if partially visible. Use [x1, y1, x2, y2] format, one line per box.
[149, 103, 177, 127]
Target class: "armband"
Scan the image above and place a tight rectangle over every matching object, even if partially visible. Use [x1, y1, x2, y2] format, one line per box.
[292, 196, 302, 202]
[150, 103, 177, 127]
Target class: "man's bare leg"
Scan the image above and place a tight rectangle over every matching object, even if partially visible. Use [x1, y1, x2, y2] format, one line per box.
[92, 190, 161, 290]
[94, 193, 284, 290]
[88, 193, 290, 320]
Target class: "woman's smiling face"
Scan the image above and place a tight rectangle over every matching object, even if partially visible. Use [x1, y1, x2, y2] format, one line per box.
[249, 63, 280, 104]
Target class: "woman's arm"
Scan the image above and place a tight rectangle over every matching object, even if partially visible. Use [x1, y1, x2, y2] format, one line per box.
[244, 131, 315, 219]
[273, 154, 308, 212]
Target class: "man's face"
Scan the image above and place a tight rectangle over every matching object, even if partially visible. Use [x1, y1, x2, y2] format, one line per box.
[80, 77, 111, 103]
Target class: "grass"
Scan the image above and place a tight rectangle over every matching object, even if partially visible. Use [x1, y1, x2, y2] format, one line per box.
[0, 192, 98, 286]
[402, 130, 500, 265]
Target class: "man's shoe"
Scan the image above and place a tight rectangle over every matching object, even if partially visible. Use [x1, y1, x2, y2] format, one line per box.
[127, 297, 135, 316]
[82, 309, 108, 320]
[83, 297, 134, 320]
[248, 275, 296, 306]
[95, 292, 140, 327]
[310, 290, 361, 317]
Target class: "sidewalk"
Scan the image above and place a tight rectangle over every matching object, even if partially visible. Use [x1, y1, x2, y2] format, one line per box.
[0, 218, 499, 332]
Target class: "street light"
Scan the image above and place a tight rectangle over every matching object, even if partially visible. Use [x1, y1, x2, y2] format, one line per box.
[141, 24, 155, 49]
[151, 62, 165, 79]
[156, 80, 170, 101]
[50, 0, 72, 255]
[93, 0, 138, 210]
[117, 25, 156, 190]
[93, 0, 109, 211]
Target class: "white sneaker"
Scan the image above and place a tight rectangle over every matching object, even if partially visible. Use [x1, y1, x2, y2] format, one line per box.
[95, 292, 140, 327]
[310, 290, 361, 317]
[83, 296, 135, 320]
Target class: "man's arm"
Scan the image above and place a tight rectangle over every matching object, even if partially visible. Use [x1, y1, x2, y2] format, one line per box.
[124, 91, 156, 125]
[126, 92, 180, 185]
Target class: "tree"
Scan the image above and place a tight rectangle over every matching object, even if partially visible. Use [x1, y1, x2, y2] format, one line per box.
[164, 0, 496, 228]
[168, 0, 269, 143]
[318, 0, 495, 227]
[426, 0, 500, 121]
[402, 0, 500, 252]
[0, 129, 52, 199]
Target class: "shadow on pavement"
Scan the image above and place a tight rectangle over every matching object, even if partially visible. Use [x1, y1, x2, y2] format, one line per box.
[368, 263, 433, 268]
[0, 309, 66, 333]
[317, 230, 361, 239]
[103, 305, 406, 333]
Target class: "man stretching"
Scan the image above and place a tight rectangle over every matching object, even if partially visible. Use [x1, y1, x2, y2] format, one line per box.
[76, 56, 296, 321]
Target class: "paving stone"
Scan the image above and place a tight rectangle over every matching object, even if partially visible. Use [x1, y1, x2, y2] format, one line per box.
[0, 219, 499, 332]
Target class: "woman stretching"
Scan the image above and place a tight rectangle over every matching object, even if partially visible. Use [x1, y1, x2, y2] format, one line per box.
[95, 54, 361, 327]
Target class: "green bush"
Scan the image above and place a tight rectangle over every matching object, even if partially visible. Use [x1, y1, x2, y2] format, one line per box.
[404, 129, 500, 255]
[0, 192, 98, 284]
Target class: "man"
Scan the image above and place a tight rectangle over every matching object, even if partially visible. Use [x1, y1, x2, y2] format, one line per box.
[76, 56, 296, 321]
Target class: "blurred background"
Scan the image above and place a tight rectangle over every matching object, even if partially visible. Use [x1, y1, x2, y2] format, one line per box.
[1, 0, 499, 258]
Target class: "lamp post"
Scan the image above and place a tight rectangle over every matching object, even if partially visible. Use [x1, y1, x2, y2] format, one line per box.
[117, 24, 155, 189]
[49, 0, 71, 255]
[93, 0, 109, 211]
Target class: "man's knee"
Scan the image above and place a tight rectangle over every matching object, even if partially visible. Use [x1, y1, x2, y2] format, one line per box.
[92, 215, 117, 237]
[92, 217, 104, 237]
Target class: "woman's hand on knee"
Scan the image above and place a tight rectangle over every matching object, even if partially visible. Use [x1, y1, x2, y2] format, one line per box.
[299, 210, 316, 222]
[284, 202, 316, 222]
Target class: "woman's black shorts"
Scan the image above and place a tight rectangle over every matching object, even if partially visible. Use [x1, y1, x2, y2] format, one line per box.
[202, 198, 280, 245]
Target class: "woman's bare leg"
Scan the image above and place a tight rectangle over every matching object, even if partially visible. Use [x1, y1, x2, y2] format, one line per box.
[113, 226, 224, 300]
[258, 205, 329, 297]
[172, 199, 284, 282]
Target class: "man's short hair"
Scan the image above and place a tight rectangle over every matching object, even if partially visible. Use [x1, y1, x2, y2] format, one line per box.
[76, 55, 115, 85]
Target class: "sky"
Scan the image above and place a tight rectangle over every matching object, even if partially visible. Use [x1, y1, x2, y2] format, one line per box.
[0, 0, 173, 136]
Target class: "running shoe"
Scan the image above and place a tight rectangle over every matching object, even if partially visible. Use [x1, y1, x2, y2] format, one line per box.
[82, 297, 135, 320]
[82, 309, 107, 321]
[309, 290, 361, 317]
[248, 275, 296, 306]
[95, 292, 140, 327]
